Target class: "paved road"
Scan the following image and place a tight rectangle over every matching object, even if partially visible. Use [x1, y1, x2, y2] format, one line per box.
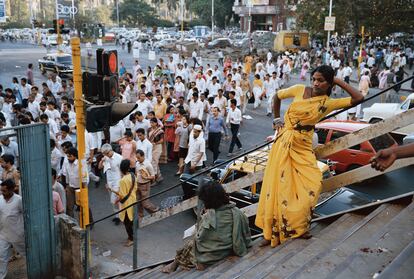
[1, 41, 413, 277]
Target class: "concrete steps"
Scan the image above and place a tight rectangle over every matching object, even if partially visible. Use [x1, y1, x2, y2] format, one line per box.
[113, 200, 414, 279]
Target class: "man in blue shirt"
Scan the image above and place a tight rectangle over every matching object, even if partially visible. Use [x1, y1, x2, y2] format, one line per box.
[207, 107, 227, 163]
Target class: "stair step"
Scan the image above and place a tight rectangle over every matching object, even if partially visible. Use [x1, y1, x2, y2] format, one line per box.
[377, 239, 414, 279]
[275, 203, 405, 279]
[213, 222, 328, 279]
[331, 203, 414, 279]
[135, 265, 165, 279]
[237, 213, 363, 279]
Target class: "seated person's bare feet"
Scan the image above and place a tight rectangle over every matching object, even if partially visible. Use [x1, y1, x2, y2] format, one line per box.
[196, 263, 206, 271]
[161, 260, 178, 273]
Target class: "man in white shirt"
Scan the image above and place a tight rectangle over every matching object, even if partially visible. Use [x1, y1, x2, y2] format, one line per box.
[212, 65, 222, 83]
[195, 73, 206, 94]
[60, 147, 89, 217]
[213, 89, 227, 117]
[135, 128, 153, 162]
[48, 74, 62, 96]
[40, 114, 59, 140]
[109, 121, 125, 144]
[19, 77, 32, 106]
[99, 144, 123, 225]
[342, 63, 353, 84]
[263, 74, 276, 116]
[231, 68, 241, 86]
[226, 99, 242, 156]
[192, 50, 199, 67]
[189, 92, 204, 120]
[184, 124, 206, 174]
[0, 179, 25, 279]
[207, 76, 221, 97]
[135, 111, 151, 135]
[26, 93, 41, 120]
[135, 93, 153, 117]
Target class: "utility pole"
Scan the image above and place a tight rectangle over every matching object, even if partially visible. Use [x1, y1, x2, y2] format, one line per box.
[116, 0, 120, 27]
[55, 0, 62, 48]
[71, 37, 90, 228]
[211, 0, 214, 40]
[180, 0, 184, 41]
[72, 0, 76, 28]
[357, 26, 365, 79]
[326, 0, 333, 49]
[247, 0, 252, 51]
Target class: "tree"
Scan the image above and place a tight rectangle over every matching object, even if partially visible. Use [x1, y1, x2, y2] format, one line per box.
[295, 0, 414, 37]
[95, 6, 113, 26]
[112, 0, 159, 27]
[189, 0, 236, 28]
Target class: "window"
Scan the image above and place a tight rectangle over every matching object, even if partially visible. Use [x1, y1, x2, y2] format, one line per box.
[316, 129, 329, 144]
[330, 130, 347, 141]
[369, 134, 395, 151]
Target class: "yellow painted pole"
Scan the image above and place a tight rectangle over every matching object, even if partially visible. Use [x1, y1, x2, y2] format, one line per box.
[71, 37, 89, 228]
[357, 26, 365, 79]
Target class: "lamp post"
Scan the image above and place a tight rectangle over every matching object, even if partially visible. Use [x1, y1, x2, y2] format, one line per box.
[326, 0, 333, 49]
[116, 0, 120, 27]
[180, 0, 184, 41]
[211, 0, 214, 40]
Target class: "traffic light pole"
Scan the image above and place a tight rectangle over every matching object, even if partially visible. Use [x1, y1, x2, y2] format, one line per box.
[357, 26, 365, 79]
[71, 37, 90, 228]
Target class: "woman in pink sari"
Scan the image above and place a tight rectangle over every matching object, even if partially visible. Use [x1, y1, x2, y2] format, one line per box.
[300, 59, 310, 80]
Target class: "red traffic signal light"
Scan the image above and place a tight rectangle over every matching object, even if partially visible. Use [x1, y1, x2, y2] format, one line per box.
[97, 49, 118, 76]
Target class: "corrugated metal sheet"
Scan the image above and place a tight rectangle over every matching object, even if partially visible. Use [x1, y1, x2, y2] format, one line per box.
[16, 124, 55, 278]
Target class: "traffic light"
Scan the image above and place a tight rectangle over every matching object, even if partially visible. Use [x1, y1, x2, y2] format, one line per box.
[58, 19, 65, 30]
[52, 19, 58, 33]
[83, 49, 137, 132]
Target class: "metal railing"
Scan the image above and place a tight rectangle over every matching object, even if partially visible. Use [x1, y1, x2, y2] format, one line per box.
[84, 75, 414, 278]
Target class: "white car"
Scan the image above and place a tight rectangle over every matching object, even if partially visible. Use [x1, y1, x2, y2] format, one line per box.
[362, 93, 414, 138]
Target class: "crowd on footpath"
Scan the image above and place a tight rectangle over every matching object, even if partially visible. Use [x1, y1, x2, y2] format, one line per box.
[0, 37, 414, 276]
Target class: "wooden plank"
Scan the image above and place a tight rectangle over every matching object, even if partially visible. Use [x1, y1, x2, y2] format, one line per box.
[241, 203, 258, 218]
[139, 171, 264, 227]
[315, 109, 414, 159]
[321, 158, 414, 193]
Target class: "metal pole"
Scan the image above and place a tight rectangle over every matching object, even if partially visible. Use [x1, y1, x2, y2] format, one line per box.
[133, 204, 139, 269]
[357, 26, 365, 79]
[72, 0, 76, 28]
[116, 0, 120, 27]
[55, 0, 62, 49]
[180, 0, 184, 41]
[211, 0, 214, 40]
[326, 0, 333, 49]
[71, 37, 90, 228]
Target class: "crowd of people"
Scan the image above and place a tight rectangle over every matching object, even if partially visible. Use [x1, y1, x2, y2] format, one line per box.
[0, 36, 414, 276]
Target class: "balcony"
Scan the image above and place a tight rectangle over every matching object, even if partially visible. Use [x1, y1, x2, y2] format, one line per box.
[233, 5, 280, 15]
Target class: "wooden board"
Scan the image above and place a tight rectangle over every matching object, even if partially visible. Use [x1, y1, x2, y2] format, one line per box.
[139, 171, 264, 227]
[315, 109, 414, 159]
[321, 158, 414, 192]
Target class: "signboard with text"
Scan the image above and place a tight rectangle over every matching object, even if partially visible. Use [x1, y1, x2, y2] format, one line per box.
[0, 0, 6, 23]
[57, 0, 78, 19]
[324, 16, 336, 31]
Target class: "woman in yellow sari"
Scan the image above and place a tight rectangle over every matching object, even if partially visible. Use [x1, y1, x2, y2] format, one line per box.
[256, 65, 364, 247]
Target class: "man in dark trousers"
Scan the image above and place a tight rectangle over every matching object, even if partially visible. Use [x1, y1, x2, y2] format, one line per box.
[227, 99, 243, 156]
[207, 107, 227, 162]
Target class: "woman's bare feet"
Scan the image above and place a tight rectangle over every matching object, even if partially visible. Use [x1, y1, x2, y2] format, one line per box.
[259, 239, 271, 247]
[300, 232, 312, 239]
[196, 263, 206, 271]
[161, 260, 178, 273]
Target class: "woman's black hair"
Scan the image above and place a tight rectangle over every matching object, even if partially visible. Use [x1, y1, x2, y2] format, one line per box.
[120, 159, 130, 174]
[198, 181, 230, 209]
[311, 65, 335, 96]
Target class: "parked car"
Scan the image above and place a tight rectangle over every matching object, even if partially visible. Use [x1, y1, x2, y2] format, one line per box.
[207, 38, 233, 49]
[154, 38, 177, 50]
[38, 53, 73, 77]
[233, 37, 249, 48]
[315, 120, 398, 173]
[362, 93, 414, 142]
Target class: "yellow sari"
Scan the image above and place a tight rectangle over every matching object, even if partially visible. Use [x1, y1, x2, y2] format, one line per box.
[255, 84, 351, 247]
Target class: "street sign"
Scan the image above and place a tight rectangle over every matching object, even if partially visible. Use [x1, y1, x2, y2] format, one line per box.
[324, 16, 336, 31]
[0, 0, 6, 23]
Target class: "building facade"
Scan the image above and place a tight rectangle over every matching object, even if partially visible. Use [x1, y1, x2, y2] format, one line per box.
[232, 0, 298, 32]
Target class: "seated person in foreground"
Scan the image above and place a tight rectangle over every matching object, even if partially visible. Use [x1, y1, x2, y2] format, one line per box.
[162, 181, 252, 273]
